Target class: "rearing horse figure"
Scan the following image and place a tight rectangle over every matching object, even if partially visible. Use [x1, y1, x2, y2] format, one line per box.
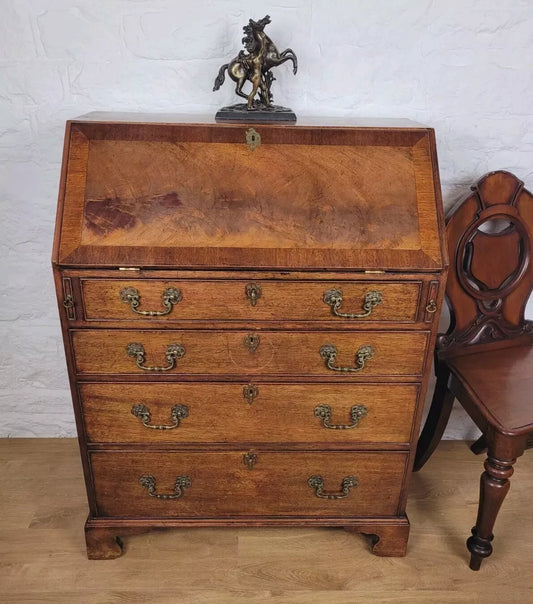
[213, 15, 298, 110]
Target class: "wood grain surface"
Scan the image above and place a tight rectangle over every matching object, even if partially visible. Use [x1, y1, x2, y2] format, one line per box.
[2, 439, 532, 603]
[81, 141, 419, 250]
[80, 382, 419, 444]
[81, 278, 421, 323]
[54, 121, 445, 270]
[51, 117, 447, 566]
[90, 450, 407, 517]
[71, 329, 428, 377]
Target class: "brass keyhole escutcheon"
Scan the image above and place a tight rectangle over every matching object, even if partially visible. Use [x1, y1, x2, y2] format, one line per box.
[245, 282, 262, 306]
[246, 128, 261, 151]
[243, 384, 259, 405]
[243, 452, 258, 470]
[243, 333, 260, 353]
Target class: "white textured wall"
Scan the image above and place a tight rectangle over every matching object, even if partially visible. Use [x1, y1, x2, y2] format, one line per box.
[1, 0, 532, 437]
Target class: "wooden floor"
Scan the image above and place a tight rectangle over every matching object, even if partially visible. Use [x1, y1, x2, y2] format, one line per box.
[1, 440, 532, 603]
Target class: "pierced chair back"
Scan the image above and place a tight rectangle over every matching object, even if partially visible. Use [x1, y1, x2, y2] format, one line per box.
[438, 171, 533, 357]
[415, 171, 533, 570]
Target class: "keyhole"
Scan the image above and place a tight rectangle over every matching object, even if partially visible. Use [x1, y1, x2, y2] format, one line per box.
[243, 452, 258, 469]
[243, 384, 259, 404]
[246, 128, 261, 150]
[243, 333, 260, 353]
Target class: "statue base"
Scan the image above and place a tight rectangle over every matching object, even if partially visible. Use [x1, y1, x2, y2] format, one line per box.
[215, 103, 296, 123]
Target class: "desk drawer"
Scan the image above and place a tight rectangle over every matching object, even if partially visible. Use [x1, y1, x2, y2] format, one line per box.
[91, 451, 407, 517]
[80, 382, 419, 444]
[72, 330, 428, 377]
[81, 279, 421, 324]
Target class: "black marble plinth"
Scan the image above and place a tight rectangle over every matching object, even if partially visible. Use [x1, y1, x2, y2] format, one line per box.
[215, 103, 296, 123]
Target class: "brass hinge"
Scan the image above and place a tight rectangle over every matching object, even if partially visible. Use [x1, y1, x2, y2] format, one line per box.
[364, 270, 385, 274]
[118, 267, 141, 271]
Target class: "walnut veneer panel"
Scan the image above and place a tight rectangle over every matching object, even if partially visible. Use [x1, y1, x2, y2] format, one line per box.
[80, 383, 419, 444]
[91, 451, 407, 517]
[81, 141, 419, 250]
[81, 279, 421, 323]
[71, 329, 428, 377]
[54, 120, 445, 270]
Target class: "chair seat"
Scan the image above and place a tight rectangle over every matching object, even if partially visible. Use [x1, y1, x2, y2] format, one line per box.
[447, 345, 533, 435]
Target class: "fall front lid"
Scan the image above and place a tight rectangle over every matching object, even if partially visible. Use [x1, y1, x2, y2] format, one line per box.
[53, 115, 445, 271]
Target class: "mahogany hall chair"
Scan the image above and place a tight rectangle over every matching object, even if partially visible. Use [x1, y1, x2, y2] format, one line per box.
[414, 170, 533, 570]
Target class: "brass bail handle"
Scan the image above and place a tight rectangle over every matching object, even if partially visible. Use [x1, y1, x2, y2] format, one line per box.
[323, 289, 383, 319]
[308, 475, 358, 499]
[319, 344, 375, 373]
[314, 404, 368, 430]
[120, 286, 182, 317]
[131, 403, 189, 430]
[139, 475, 191, 500]
[126, 342, 185, 372]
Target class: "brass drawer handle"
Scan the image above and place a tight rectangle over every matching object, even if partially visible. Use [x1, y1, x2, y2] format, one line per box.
[131, 403, 189, 430]
[126, 342, 185, 372]
[323, 289, 382, 319]
[425, 299, 437, 313]
[63, 294, 75, 309]
[308, 475, 358, 500]
[319, 344, 375, 373]
[120, 286, 182, 316]
[139, 475, 191, 500]
[314, 404, 368, 429]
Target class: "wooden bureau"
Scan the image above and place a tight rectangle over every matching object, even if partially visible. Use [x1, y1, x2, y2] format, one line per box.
[52, 113, 447, 559]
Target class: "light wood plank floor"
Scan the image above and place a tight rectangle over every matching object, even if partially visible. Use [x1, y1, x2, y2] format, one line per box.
[1, 439, 531, 603]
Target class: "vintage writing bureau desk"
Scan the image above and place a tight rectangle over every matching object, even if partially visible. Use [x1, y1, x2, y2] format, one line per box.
[52, 113, 447, 558]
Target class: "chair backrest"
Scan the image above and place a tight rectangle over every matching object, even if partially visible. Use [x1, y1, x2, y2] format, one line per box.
[438, 171, 533, 356]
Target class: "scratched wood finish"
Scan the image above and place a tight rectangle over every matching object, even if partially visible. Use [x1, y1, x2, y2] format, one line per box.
[90, 451, 407, 517]
[81, 279, 421, 323]
[80, 382, 419, 444]
[54, 120, 444, 271]
[71, 329, 428, 377]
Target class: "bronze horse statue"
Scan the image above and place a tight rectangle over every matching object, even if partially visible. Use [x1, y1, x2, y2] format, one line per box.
[213, 15, 298, 110]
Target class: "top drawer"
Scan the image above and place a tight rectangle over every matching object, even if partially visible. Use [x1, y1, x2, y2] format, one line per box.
[80, 279, 422, 324]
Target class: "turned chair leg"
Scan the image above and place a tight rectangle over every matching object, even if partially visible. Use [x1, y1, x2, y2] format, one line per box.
[467, 453, 516, 570]
[414, 364, 455, 471]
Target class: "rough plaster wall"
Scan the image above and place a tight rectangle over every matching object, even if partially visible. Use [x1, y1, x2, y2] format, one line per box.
[1, 0, 532, 437]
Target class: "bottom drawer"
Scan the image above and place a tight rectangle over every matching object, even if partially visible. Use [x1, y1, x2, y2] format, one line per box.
[91, 451, 407, 518]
